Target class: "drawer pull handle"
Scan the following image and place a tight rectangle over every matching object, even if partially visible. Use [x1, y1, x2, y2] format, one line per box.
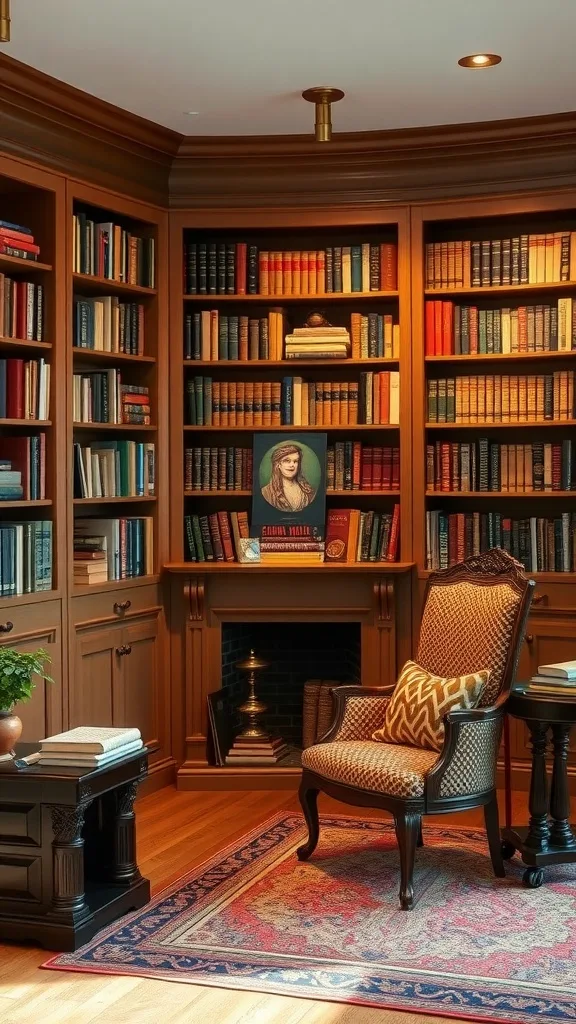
[532, 592, 546, 605]
[116, 644, 132, 657]
[0, 621, 13, 633]
[525, 634, 534, 645]
[114, 600, 131, 614]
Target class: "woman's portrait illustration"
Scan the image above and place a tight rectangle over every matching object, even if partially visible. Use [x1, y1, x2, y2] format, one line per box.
[252, 432, 327, 531]
[261, 443, 316, 512]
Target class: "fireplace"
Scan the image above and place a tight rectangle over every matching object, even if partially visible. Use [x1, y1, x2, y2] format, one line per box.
[221, 621, 361, 753]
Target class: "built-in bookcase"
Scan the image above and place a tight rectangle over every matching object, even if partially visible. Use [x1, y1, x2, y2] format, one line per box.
[412, 195, 576, 582]
[66, 183, 168, 596]
[169, 211, 413, 570]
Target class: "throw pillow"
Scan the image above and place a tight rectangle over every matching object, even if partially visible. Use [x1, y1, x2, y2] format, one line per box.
[372, 660, 490, 752]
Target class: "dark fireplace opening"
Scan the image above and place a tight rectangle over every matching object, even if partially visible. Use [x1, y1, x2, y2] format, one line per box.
[220, 621, 361, 760]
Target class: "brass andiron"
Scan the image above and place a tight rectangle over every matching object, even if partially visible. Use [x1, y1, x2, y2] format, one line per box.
[236, 649, 270, 740]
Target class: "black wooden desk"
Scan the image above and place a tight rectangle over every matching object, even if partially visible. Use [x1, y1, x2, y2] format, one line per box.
[0, 742, 150, 950]
[503, 686, 576, 888]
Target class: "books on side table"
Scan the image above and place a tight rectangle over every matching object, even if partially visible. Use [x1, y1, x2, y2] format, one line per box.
[526, 660, 576, 696]
[37, 726, 144, 767]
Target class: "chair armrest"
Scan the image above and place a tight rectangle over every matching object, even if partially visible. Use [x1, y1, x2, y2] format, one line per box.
[425, 697, 507, 804]
[321, 685, 396, 742]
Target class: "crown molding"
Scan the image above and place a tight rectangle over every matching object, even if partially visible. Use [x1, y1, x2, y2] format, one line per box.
[170, 112, 576, 208]
[0, 54, 181, 205]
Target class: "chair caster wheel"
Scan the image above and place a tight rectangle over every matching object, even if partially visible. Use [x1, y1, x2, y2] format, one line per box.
[522, 867, 544, 888]
[500, 840, 516, 861]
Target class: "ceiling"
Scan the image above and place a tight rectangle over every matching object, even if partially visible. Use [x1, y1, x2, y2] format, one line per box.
[2, 0, 575, 137]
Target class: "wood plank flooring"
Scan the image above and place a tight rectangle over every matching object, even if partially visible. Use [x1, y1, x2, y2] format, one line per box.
[0, 787, 540, 1024]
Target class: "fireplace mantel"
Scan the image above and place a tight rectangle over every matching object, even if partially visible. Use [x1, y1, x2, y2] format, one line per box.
[166, 562, 414, 790]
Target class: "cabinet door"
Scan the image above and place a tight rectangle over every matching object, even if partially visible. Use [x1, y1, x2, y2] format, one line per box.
[5, 627, 62, 741]
[117, 612, 166, 763]
[71, 624, 122, 729]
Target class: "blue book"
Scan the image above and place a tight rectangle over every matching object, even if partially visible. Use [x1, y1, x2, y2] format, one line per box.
[377, 315, 384, 357]
[0, 220, 32, 235]
[351, 246, 362, 292]
[282, 377, 293, 425]
[0, 486, 23, 499]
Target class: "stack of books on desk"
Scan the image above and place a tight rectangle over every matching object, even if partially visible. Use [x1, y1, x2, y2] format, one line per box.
[527, 660, 576, 696]
[37, 727, 143, 767]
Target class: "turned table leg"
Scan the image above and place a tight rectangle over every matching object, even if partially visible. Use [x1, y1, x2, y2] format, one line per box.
[549, 723, 576, 849]
[111, 782, 142, 884]
[48, 804, 92, 918]
[524, 721, 550, 852]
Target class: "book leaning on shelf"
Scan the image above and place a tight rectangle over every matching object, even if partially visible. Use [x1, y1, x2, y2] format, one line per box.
[426, 510, 576, 573]
[185, 372, 399, 426]
[527, 660, 576, 696]
[183, 241, 397, 295]
[36, 727, 144, 768]
[0, 358, 50, 420]
[74, 517, 153, 583]
[74, 296, 145, 355]
[427, 372, 575, 423]
[0, 521, 52, 596]
[73, 213, 155, 287]
[425, 233, 576, 289]
[0, 219, 41, 262]
[0, 275, 44, 340]
[425, 298, 576, 355]
[426, 439, 574, 493]
[74, 441, 155, 498]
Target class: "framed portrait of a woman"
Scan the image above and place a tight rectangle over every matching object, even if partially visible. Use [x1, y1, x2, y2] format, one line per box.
[251, 432, 327, 534]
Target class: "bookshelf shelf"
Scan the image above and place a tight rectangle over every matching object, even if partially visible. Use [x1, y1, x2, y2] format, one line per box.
[0, 336, 52, 352]
[183, 424, 400, 433]
[72, 347, 156, 365]
[72, 272, 157, 298]
[73, 496, 157, 505]
[426, 351, 576, 363]
[426, 491, 575, 498]
[0, 254, 53, 274]
[0, 588, 60, 609]
[425, 421, 576, 430]
[0, 499, 52, 509]
[424, 281, 576, 298]
[183, 290, 399, 303]
[183, 489, 402, 499]
[183, 358, 399, 369]
[73, 422, 158, 432]
[164, 561, 414, 575]
[0, 418, 52, 428]
[73, 573, 161, 597]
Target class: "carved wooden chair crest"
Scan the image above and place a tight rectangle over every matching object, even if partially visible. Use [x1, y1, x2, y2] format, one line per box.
[298, 549, 534, 909]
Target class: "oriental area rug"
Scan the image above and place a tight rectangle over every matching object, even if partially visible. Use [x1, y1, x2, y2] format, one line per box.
[44, 812, 576, 1023]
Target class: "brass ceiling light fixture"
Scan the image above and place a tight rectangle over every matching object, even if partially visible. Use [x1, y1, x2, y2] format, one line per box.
[0, 0, 10, 42]
[302, 87, 344, 142]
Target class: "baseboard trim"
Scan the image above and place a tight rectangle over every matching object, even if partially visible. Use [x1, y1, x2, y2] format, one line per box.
[177, 765, 301, 791]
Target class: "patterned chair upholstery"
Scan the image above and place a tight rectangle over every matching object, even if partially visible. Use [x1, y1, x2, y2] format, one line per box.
[298, 550, 534, 911]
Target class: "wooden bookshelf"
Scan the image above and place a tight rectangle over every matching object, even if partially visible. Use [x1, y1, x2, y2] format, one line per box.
[184, 290, 399, 303]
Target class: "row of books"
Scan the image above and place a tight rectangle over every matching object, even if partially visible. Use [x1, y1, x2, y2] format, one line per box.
[425, 234, 576, 290]
[72, 213, 155, 288]
[184, 446, 252, 492]
[0, 435, 45, 500]
[327, 443, 400, 491]
[183, 242, 398, 295]
[74, 517, 154, 583]
[184, 311, 283, 361]
[350, 313, 400, 360]
[185, 510, 249, 562]
[73, 297, 145, 355]
[185, 373, 400, 427]
[427, 372, 575, 423]
[73, 372, 151, 425]
[0, 358, 50, 420]
[426, 510, 576, 573]
[73, 441, 156, 499]
[0, 521, 52, 595]
[427, 440, 574, 493]
[325, 505, 400, 563]
[0, 276, 44, 342]
[425, 299, 576, 356]
[0, 220, 41, 262]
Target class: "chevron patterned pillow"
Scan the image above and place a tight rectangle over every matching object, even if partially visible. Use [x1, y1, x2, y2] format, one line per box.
[372, 660, 490, 752]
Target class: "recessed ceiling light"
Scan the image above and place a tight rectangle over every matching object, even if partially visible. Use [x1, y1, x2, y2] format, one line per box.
[458, 53, 502, 68]
[184, 110, 199, 116]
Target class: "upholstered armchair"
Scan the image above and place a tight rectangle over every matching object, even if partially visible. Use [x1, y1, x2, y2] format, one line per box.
[298, 549, 534, 910]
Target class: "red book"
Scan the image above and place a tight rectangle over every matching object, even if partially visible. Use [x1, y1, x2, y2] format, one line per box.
[372, 446, 383, 490]
[15, 282, 28, 340]
[236, 243, 247, 295]
[392, 447, 400, 489]
[6, 358, 24, 418]
[425, 302, 435, 356]
[361, 447, 373, 490]
[382, 447, 393, 490]
[380, 243, 397, 290]
[385, 504, 401, 561]
[0, 232, 39, 254]
[325, 508, 360, 562]
[433, 301, 443, 356]
[217, 511, 235, 561]
[442, 302, 453, 355]
[0, 226, 34, 243]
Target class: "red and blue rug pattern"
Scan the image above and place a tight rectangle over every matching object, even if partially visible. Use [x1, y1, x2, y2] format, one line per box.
[44, 813, 576, 1022]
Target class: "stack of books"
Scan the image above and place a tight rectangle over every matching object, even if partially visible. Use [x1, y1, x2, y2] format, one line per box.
[225, 734, 289, 765]
[284, 326, 351, 361]
[527, 660, 576, 696]
[37, 726, 143, 768]
[73, 546, 108, 586]
[259, 525, 325, 564]
[0, 219, 41, 262]
[0, 459, 23, 501]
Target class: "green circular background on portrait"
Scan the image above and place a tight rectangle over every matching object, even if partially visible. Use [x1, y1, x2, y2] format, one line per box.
[259, 440, 322, 492]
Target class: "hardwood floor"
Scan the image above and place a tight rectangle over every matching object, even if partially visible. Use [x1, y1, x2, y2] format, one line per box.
[0, 787, 541, 1024]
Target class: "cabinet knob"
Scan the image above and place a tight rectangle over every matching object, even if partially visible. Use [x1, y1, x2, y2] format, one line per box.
[0, 621, 13, 633]
[525, 634, 534, 645]
[114, 600, 131, 615]
[116, 644, 132, 656]
[532, 592, 546, 605]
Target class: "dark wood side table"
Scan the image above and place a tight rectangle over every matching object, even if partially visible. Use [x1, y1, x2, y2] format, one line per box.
[503, 686, 576, 888]
[0, 742, 150, 950]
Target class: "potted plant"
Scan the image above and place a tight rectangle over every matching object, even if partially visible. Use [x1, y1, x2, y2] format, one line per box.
[0, 647, 53, 756]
